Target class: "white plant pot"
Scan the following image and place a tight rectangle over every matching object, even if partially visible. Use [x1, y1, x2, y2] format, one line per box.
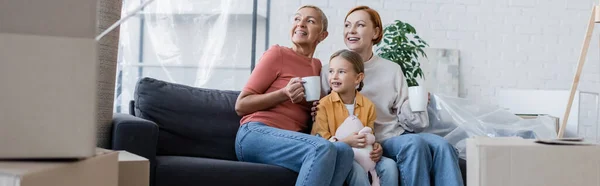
[408, 86, 427, 112]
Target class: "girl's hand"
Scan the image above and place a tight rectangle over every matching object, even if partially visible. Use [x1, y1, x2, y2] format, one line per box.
[341, 133, 367, 148]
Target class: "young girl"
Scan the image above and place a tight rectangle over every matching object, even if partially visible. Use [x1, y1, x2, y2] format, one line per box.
[312, 49, 398, 186]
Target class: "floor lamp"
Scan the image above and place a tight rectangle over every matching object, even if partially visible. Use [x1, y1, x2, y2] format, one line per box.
[558, 5, 600, 138]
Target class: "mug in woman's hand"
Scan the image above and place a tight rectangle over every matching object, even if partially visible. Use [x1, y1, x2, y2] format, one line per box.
[302, 76, 321, 102]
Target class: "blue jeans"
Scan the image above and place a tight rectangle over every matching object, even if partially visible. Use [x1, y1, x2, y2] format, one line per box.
[382, 133, 464, 186]
[346, 156, 399, 186]
[235, 122, 354, 186]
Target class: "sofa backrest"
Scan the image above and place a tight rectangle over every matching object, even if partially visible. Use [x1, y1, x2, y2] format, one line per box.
[134, 77, 241, 160]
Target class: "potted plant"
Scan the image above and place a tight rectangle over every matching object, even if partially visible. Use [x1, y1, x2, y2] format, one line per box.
[376, 20, 429, 112]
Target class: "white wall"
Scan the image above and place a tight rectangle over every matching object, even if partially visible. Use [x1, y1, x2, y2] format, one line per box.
[271, 0, 600, 102]
[269, 0, 600, 137]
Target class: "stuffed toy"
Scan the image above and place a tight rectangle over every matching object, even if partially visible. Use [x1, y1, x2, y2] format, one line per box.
[334, 115, 379, 186]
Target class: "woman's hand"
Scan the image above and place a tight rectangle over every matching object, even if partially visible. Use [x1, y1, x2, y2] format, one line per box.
[370, 142, 383, 162]
[283, 77, 305, 103]
[311, 101, 319, 122]
[340, 133, 367, 148]
[428, 92, 431, 105]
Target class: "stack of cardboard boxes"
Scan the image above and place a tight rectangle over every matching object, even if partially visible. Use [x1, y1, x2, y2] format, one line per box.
[0, 149, 150, 186]
[0, 1, 149, 185]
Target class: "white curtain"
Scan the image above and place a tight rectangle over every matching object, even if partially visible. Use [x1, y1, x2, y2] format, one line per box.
[114, 0, 267, 114]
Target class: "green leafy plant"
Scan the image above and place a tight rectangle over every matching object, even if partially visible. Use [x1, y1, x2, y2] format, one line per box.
[376, 20, 429, 87]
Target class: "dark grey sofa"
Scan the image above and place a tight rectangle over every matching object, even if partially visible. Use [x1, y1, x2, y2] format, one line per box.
[111, 77, 297, 186]
[110, 77, 466, 186]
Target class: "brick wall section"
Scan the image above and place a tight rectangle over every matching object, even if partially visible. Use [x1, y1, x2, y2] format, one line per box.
[269, 0, 600, 139]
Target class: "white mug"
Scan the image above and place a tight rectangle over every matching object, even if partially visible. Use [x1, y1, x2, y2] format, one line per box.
[408, 86, 427, 112]
[302, 76, 321, 102]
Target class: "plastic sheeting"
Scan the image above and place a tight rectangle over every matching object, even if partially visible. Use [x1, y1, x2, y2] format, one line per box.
[114, 0, 268, 113]
[424, 94, 558, 159]
[112, 0, 559, 160]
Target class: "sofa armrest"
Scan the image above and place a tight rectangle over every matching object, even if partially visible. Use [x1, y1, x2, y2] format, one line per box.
[111, 113, 159, 186]
[111, 113, 158, 162]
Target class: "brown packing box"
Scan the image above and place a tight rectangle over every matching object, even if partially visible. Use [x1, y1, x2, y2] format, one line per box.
[0, 0, 98, 158]
[0, 148, 118, 186]
[517, 114, 560, 133]
[118, 151, 149, 186]
[467, 137, 600, 186]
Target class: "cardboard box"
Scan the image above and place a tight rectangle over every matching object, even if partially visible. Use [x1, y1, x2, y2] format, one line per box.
[0, 0, 98, 158]
[118, 151, 149, 186]
[467, 137, 600, 186]
[517, 114, 560, 133]
[0, 149, 118, 186]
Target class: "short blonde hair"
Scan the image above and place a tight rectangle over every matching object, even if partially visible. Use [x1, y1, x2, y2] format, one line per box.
[297, 5, 328, 32]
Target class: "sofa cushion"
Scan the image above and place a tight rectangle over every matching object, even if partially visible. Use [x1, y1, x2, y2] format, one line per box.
[134, 77, 241, 160]
[155, 156, 297, 186]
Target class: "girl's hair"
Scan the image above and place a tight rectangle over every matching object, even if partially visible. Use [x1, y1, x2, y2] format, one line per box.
[345, 6, 383, 45]
[328, 49, 365, 94]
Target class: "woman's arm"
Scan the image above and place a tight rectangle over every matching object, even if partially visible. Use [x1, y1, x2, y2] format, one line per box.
[394, 68, 429, 132]
[235, 89, 287, 116]
[234, 46, 306, 116]
[235, 77, 306, 116]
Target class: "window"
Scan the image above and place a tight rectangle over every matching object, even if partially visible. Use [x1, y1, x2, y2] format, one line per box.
[114, 0, 270, 113]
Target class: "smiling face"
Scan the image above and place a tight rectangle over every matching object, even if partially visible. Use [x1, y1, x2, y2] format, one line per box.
[343, 9, 381, 53]
[290, 7, 327, 46]
[328, 56, 364, 95]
